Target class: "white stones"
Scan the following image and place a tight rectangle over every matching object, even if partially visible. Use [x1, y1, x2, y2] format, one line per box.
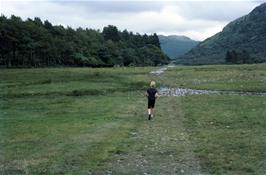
[130, 132, 137, 136]
[167, 65, 176, 68]
[150, 67, 168, 76]
[158, 86, 266, 97]
[158, 87, 219, 96]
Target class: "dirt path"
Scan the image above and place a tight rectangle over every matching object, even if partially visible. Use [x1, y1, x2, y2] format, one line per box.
[95, 96, 208, 175]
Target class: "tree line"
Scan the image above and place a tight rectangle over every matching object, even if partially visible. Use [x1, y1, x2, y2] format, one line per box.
[225, 50, 263, 64]
[0, 15, 170, 68]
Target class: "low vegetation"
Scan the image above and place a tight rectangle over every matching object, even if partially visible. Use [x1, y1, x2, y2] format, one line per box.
[1, 64, 265, 174]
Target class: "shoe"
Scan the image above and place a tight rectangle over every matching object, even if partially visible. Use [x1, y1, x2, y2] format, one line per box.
[148, 114, 151, 120]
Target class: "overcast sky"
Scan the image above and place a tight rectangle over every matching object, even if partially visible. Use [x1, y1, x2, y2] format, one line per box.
[1, 0, 264, 41]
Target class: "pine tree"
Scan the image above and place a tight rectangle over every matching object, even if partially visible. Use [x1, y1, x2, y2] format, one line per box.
[225, 50, 232, 63]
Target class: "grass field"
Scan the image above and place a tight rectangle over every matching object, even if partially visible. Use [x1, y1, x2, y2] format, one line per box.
[161, 64, 266, 92]
[1, 64, 266, 174]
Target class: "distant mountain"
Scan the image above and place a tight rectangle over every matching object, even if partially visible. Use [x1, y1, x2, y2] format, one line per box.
[179, 2, 266, 65]
[159, 35, 199, 59]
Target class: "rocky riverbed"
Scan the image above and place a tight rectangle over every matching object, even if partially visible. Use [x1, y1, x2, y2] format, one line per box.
[150, 66, 266, 97]
[158, 86, 266, 97]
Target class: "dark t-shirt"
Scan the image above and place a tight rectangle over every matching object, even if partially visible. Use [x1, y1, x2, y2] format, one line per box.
[147, 87, 157, 101]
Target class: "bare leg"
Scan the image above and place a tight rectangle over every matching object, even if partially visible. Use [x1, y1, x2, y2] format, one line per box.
[151, 108, 155, 117]
[148, 108, 151, 120]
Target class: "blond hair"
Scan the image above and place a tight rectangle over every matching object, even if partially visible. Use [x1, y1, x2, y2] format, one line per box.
[150, 81, 156, 87]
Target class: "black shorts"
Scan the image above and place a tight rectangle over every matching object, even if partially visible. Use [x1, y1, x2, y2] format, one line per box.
[148, 99, 156, 108]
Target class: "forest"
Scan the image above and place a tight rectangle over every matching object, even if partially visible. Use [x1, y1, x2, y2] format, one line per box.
[225, 50, 263, 64]
[0, 15, 170, 68]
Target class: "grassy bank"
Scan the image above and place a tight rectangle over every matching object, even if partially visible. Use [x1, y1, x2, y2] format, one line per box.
[161, 63, 266, 92]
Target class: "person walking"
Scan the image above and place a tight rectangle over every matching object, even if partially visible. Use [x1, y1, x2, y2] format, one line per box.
[146, 81, 159, 120]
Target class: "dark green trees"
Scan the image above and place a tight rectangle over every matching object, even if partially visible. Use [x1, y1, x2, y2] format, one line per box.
[225, 50, 263, 64]
[0, 15, 169, 68]
[103, 25, 120, 42]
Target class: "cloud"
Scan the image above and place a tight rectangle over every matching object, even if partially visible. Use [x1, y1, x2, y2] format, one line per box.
[1, 0, 263, 41]
[54, 1, 164, 13]
[168, 1, 260, 21]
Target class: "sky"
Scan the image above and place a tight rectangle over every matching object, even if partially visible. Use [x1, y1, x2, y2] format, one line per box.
[1, 0, 265, 41]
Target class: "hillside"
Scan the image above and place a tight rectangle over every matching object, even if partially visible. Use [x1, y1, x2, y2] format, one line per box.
[178, 2, 266, 65]
[159, 35, 199, 59]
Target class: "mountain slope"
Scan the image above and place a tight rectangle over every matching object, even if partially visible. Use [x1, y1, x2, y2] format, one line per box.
[159, 35, 199, 59]
[179, 2, 266, 64]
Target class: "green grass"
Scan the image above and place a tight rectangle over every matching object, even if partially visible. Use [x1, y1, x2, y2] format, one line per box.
[181, 95, 266, 174]
[161, 63, 266, 92]
[1, 95, 142, 174]
[0, 67, 153, 174]
[0, 64, 266, 174]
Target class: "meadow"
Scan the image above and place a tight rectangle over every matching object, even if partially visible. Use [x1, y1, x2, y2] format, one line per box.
[0, 64, 265, 174]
